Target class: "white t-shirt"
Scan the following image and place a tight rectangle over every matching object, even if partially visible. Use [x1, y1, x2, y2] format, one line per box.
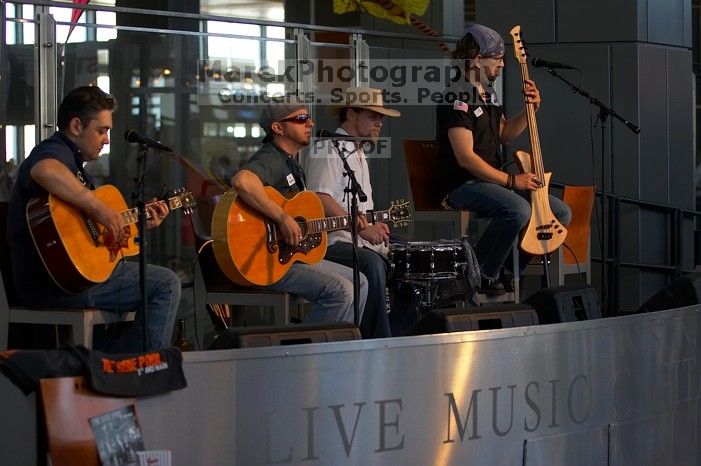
[305, 127, 388, 257]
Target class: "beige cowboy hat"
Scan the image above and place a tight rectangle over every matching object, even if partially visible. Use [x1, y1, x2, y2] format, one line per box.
[326, 86, 401, 118]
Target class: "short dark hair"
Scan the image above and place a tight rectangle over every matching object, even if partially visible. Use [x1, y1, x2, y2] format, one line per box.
[453, 33, 480, 59]
[57, 86, 117, 131]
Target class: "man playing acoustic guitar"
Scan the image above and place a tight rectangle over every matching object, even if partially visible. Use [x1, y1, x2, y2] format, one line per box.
[7, 86, 180, 352]
[230, 100, 368, 327]
[436, 24, 571, 295]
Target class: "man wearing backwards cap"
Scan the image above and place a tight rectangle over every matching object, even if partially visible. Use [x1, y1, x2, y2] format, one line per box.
[231, 101, 368, 326]
[436, 24, 571, 296]
[305, 87, 400, 338]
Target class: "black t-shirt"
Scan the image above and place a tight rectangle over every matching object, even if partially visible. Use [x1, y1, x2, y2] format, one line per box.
[7, 132, 93, 300]
[435, 83, 504, 197]
[239, 141, 306, 195]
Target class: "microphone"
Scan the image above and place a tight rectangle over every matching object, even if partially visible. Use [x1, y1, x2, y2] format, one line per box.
[124, 129, 173, 152]
[315, 129, 364, 141]
[530, 57, 575, 70]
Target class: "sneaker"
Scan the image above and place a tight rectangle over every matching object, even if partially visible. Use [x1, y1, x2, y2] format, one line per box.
[479, 277, 506, 297]
[499, 270, 515, 292]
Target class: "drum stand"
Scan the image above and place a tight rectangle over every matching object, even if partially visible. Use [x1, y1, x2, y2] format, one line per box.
[402, 277, 471, 313]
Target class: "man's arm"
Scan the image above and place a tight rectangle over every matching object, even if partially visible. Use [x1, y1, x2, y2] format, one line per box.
[30, 158, 125, 240]
[317, 192, 389, 246]
[448, 127, 540, 191]
[231, 169, 302, 246]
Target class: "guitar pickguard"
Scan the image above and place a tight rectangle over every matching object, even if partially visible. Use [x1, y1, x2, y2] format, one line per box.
[277, 233, 322, 265]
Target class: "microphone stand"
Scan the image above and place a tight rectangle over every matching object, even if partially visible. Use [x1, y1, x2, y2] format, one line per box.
[132, 143, 150, 351]
[330, 138, 366, 328]
[545, 68, 640, 315]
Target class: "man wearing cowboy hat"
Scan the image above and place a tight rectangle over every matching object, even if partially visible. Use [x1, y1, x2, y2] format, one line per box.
[231, 99, 368, 326]
[436, 24, 571, 295]
[305, 87, 400, 338]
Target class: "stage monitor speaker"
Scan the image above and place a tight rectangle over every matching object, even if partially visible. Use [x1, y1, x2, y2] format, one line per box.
[524, 285, 601, 324]
[638, 272, 701, 313]
[411, 303, 538, 335]
[208, 322, 361, 349]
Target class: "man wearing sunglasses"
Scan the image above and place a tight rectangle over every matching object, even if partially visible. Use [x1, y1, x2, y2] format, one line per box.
[231, 101, 368, 327]
[305, 87, 400, 339]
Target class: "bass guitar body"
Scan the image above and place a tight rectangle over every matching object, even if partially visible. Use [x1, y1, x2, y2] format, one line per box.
[514, 150, 566, 255]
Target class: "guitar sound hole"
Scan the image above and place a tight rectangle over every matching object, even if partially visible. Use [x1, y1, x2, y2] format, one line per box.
[84, 217, 100, 245]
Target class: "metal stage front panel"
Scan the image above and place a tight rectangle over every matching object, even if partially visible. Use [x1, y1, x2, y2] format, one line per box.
[132, 306, 700, 465]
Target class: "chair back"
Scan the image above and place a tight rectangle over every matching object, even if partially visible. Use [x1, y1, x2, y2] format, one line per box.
[403, 140, 445, 210]
[562, 185, 595, 266]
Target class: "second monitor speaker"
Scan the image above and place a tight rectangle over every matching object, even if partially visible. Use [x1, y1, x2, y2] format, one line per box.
[411, 303, 539, 335]
[524, 285, 601, 324]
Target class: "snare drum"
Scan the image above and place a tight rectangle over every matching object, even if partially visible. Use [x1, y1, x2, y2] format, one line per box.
[389, 240, 467, 280]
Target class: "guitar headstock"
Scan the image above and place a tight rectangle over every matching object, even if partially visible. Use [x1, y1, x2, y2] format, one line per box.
[166, 188, 197, 215]
[387, 199, 412, 227]
[509, 25, 527, 64]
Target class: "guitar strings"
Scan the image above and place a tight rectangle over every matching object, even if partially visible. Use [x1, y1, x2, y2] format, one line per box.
[520, 61, 549, 224]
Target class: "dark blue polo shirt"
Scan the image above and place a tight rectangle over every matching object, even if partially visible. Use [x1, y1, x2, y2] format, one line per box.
[7, 131, 93, 300]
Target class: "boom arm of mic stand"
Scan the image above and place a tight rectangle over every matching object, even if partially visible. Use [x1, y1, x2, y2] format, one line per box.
[546, 69, 641, 134]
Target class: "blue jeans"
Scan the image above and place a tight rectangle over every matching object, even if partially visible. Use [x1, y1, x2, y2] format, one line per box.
[265, 259, 367, 326]
[19, 260, 181, 353]
[447, 181, 572, 280]
[325, 242, 391, 338]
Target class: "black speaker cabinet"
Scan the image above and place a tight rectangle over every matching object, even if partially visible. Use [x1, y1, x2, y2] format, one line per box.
[524, 285, 601, 324]
[411, 304, 539, 335]
[209, 322, 361, 349]
[638, 272, 701, 313]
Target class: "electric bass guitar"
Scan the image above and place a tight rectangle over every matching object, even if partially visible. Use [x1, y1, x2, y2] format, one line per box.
[509, 25, 567, 255]
[27, 185, 196, 293]
[211, 186, 412, 287]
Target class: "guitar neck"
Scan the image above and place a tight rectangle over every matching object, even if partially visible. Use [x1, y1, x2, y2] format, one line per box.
[120, 196, 184, 225]
[304, 215, 351, 235]
[519, 62, 545, 180]
[365, 208, 391, 224]
[303, 208, 395, 235]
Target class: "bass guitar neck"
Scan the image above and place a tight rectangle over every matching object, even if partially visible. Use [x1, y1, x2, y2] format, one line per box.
[510, 25, 567, 256]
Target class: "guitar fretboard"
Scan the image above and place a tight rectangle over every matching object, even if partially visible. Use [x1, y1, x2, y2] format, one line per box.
[120, 196, 185, 225]
[304, 215, 351, 234]
[366, 209, 391, 224]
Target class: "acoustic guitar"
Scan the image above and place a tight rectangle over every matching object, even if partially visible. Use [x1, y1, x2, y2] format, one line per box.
[211, 186, 412, 287]
[27, 185, 196, 293]
[509, 25, 567, 255]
